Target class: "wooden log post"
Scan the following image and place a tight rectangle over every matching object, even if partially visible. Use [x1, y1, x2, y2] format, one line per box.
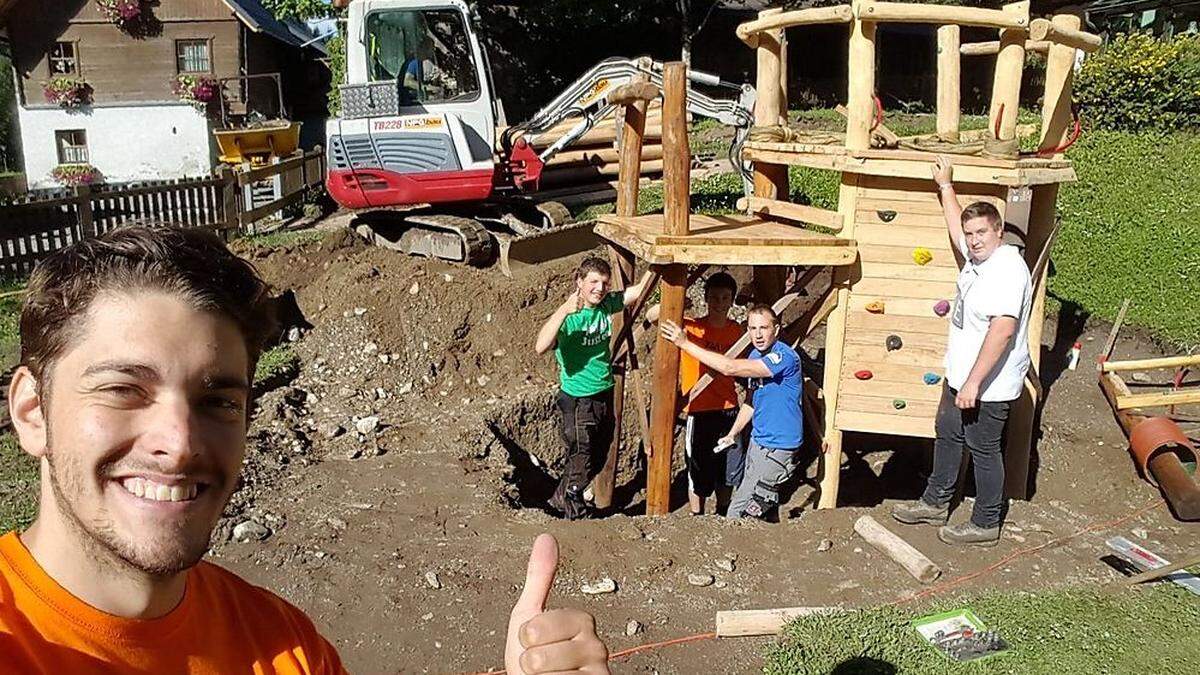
[749, 7, 792, 303]
[988, 1, 1031, 141]
[74, 184, 96, 239]
[646, 62, 691, 516]
[593, 76, 652, 510]
[854, 515, 943, 583]
[1003, 13, 1080, 500]
[936, 25, 961, 142]
[818, 0, 875, 510]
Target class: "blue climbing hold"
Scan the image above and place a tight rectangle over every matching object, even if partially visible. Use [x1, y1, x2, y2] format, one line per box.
[923, 372, 942, 385]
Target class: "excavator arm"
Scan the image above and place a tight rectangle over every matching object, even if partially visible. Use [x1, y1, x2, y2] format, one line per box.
[499, 57, 756, 191]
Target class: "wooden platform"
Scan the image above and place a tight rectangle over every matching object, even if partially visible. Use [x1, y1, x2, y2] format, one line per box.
[594, 213, 857, 266]
[743, 141, 1078, 187]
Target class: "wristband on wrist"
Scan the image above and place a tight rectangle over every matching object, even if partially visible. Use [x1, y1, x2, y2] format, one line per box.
[937, 182, 953, 190]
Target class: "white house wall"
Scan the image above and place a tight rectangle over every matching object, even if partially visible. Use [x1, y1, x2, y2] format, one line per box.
[18, 104, 214, 188]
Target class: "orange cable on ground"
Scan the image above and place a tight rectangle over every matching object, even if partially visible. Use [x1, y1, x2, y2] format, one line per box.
[466, 496, 1165, 674]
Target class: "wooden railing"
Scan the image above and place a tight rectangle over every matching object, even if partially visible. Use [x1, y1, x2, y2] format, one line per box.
[0, 147, 325, 275]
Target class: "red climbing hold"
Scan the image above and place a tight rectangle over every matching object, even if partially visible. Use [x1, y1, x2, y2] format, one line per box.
[855, 370, 873, 380]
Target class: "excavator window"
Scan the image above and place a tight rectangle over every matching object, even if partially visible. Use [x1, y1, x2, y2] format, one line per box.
[365, 9, 480, 105]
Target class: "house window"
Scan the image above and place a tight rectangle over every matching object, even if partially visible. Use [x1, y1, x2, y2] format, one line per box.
[55, 130, 89, 164]
[176, 39, 211, 73]
[49, 42, 78, 75]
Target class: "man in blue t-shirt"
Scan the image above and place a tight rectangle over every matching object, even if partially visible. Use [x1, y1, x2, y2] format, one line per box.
[661, 304, 802, 519]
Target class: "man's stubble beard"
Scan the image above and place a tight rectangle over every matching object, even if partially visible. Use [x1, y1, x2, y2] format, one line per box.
[44, 424, 220, 579]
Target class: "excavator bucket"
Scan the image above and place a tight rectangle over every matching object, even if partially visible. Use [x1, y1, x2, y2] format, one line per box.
[496, 221, 602, 277]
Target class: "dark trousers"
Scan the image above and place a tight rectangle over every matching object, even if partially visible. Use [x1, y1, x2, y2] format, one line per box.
[552, 389, 614, 518]
[921, 383, 1012, 529]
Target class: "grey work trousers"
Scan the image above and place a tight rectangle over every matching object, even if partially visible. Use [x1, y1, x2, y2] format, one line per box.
[729, 440, 799, 519]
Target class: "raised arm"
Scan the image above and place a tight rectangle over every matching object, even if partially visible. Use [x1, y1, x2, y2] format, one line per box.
[623, 270, 655, 307]
[534, 294, 579, 355]
[660, 320, 772, 379]
[933, 156, 963, 253]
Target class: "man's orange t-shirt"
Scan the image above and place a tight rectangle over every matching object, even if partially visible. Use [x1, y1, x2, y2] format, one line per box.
[0, 531, 345, 674]
[680, 317, 744, 413]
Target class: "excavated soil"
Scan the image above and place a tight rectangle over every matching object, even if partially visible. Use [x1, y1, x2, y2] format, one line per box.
[211, 227, 1199, 674]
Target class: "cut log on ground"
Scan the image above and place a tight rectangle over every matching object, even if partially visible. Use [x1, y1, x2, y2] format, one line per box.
[715, 606, 845, 637]
[854, 515, 943, 583]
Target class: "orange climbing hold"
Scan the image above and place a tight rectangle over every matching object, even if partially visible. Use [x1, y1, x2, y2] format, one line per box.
[866, 300, 885, 314]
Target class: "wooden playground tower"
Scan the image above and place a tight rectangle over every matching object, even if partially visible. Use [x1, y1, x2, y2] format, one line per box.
[589, 1, 1102, 516]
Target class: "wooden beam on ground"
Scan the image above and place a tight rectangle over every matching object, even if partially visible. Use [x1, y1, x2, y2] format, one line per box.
[1103, 354, 1200, 373]
[1101, 298, 1132, 365]
[1039, 14, 1084, 154]
[855, 0, 1030, 30]
[736, 4, 854, 46]
[646, 62, 691, 517]
[854, 515, 943, 583]
[737, 196, 844, 231]
[937, 25, 961, 142]
[988, 2, 1030, 142]
[1029, 17, 1102, 53]
[1125, 552, 1200, 585]
[1115, 390, 1200, 411]
[715, 607, 846, 637]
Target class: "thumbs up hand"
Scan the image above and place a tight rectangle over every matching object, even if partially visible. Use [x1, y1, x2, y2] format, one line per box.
[505, 534, 610, 674]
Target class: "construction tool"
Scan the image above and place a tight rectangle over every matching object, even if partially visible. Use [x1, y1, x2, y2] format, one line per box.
[1107, 536, 1200, 596]
[1125, 551, 1200, 585]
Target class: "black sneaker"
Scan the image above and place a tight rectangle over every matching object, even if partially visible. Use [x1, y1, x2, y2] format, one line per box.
[891, 499, 950, 525]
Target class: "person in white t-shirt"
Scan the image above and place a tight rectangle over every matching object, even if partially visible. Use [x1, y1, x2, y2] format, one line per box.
[892, 156, 1032, 546]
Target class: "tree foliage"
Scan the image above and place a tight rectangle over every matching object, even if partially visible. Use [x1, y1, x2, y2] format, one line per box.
[259, 0, 332, 20]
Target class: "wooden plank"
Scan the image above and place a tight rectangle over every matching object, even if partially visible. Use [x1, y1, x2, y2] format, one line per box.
[843, 343, 946, 368]
[1102, 354, 1200, 373]
[857, 198, 947, 215]
[855, 209, 948, 228]
[743, 146, 844, 172]
[839, 377, 944, 402]
[593, 222, 667, 264]
[844, 327, 949, 352]
[961, 39, 1051, 56]
[836, 360, 945, 384]
[859, 260, 960, 283]
[846, 310, 950, 335]
[856, 0, 1031, 30]
[836, 410, 936, 437]
[854, 225, 958, 249]
[241, 189, 305, 225]
[857, 242, 957, 268]
[239, 152, 308, 185]
[1116, 390, 1200, 411]
[715, 607, 846, 637]
[739, 195, 844, 231]
[838, 393, 940, 418]
[665, 244, 857, 267]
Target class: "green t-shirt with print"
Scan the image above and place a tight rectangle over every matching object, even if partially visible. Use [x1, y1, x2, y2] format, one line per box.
[555, 292, 625, 397]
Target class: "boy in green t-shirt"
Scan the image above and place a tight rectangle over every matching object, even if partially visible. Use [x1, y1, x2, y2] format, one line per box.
[535, 256, 652, 519]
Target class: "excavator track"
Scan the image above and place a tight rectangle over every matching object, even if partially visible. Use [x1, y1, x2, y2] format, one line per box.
[354, 213, 495, 266]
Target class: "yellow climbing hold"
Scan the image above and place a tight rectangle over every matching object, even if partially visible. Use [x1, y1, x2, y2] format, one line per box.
[912, 247, 933, 266]
[866, 300, 885, 314]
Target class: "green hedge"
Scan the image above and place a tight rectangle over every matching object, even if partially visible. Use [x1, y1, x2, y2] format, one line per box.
[765, 586, 1200, 675]
[1076, 33, 1200, 131]
[1055, 130, 1200, 348]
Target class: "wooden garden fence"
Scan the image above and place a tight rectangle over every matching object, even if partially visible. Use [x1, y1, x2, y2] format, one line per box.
[0, 147, 325, 275]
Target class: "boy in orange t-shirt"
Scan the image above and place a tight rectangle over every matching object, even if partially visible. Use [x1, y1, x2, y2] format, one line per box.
[0, 227, 608, 675]
[679, 273, 745, 516]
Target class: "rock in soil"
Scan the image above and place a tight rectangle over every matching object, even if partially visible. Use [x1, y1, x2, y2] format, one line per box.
[580, 578, 617, 595]
[687, 573, 715, 587]
[714, 558, 736, 573]
[233, 520, 271, 542]
[625, 620, 643, 637]
[424, 571, 441, 589]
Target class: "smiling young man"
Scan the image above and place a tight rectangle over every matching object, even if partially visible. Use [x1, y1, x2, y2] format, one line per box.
[661, 304, 801, 520]
[891, 156, 1033, 546]
[0, 226, 609, 674]
[535, 256, 653, 520]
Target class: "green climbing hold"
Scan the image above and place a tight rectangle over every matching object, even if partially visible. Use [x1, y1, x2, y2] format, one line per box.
[893, 399, 907, 410]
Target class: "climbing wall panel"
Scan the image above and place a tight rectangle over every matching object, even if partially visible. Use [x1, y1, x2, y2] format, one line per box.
[834, 176, 1006, 438]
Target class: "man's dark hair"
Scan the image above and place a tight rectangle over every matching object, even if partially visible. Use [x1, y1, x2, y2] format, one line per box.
[20, 225, 275, 384]
[703, 272, 737, 297]
[746, 303, 779, 326]
[575, 256, 612, 281]
[961, 202, 1003, 230]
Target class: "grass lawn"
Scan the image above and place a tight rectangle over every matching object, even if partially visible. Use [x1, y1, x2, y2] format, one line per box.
[766, 585, 1200, 675]
[0, 431, 37, 533]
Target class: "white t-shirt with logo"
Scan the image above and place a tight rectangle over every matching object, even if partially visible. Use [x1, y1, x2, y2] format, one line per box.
[944, 237, 1033, 402]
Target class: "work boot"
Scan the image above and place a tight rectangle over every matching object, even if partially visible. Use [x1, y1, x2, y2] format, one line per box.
[938, 521, 1000, 547]
[890, 499, 949, 525]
